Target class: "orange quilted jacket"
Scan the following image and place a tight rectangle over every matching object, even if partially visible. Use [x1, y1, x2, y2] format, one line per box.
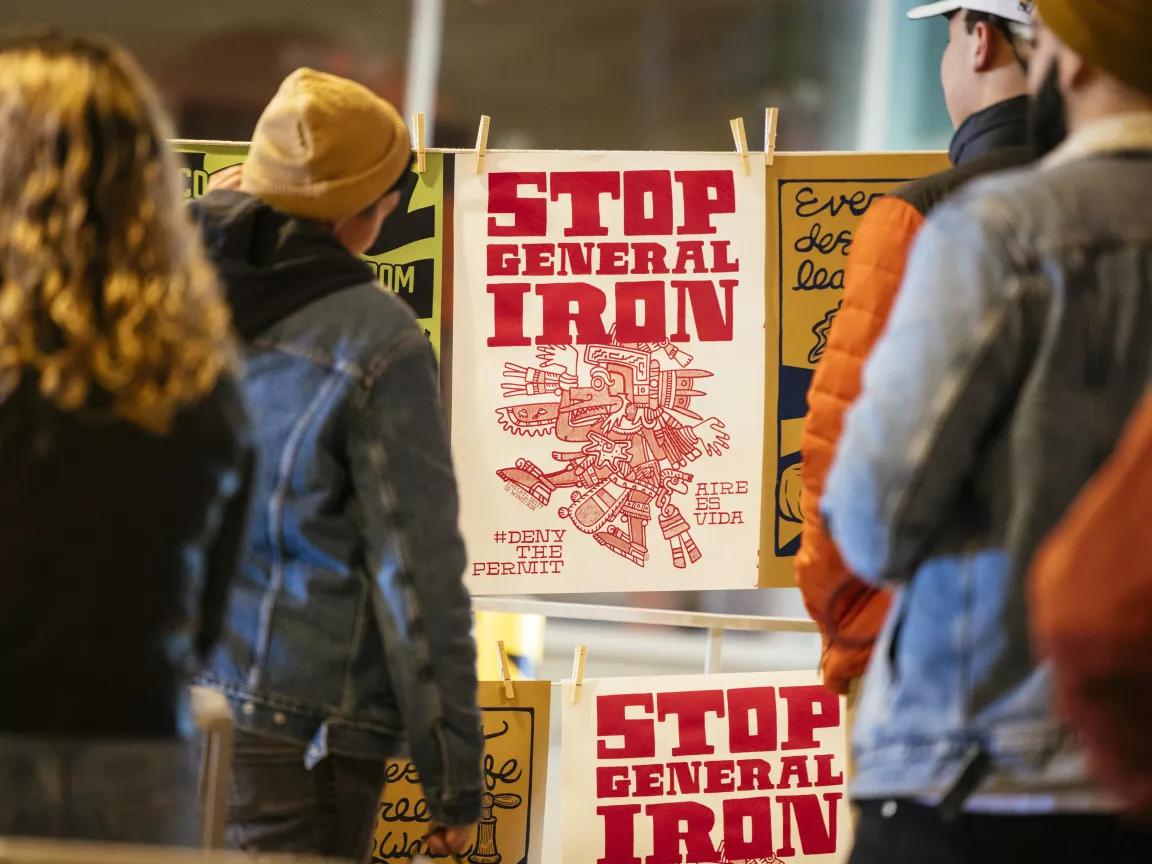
[796, 138, 1032, 694]
[796, 196, 917, 694]
[1032, 391, 1152, 820]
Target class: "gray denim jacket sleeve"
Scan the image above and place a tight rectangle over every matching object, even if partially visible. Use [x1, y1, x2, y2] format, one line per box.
[824, 198, 1032, 584]
[350, 334, 483, 826]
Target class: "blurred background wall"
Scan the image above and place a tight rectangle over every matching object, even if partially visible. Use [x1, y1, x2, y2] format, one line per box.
[9, 0, 953, 152]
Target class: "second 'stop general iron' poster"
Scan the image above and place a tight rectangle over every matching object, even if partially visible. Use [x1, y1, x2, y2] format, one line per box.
[452, 152, 766, 594]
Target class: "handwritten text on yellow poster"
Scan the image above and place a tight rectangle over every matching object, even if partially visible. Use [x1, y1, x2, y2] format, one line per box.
[372, 680, 551, 864]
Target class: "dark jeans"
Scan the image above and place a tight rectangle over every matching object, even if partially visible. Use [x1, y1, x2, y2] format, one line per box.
[0, 734, 198, 845]
[227, 728, 385, 862]
[850, 799, 1151, 864]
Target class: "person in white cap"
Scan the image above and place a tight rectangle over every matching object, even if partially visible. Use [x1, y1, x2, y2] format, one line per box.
[798, 1, 1034, 702]
[909, 3, 1036, 128]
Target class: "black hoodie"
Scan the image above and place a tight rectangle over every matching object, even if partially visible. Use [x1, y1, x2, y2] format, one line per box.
[191, 190, 377, 341]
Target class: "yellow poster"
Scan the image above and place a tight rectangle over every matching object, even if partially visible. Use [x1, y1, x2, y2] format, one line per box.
[759, 152, 949, 587]
[372, 680, 551, 864]
[173, 140, 446, 354]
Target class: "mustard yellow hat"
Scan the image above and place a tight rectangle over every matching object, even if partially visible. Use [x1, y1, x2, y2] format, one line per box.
[1038, 0, 1152, 97]
[242, 68, 411, 222]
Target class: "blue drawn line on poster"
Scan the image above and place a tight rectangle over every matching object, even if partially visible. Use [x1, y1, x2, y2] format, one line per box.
[773, 179, 908, 558]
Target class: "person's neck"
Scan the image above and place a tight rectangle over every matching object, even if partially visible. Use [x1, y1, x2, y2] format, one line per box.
[963, 77, 1028, 125]
[1067, 88, 1152, 135]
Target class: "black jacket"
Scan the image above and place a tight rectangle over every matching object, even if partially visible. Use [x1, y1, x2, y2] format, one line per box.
[900, 95, 1033, 216]
[0, 375, 252, 736]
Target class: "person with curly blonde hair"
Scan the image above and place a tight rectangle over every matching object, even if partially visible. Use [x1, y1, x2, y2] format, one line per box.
[0, 31, 252, 845]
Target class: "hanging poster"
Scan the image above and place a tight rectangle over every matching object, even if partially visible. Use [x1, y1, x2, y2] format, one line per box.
[759, 152, 949, 586]
[372, 680, 551, 864]
[173, 140, 447, 354]
[562, 670, 850, 864]
[452, 152, 767, 594]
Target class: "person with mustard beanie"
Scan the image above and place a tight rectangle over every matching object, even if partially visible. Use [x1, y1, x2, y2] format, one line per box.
[1027, 0, 1152, 826]
[1028, 0, 1152, 158]
[820, 0, 1152, 861]
[191, 69, 482, 862]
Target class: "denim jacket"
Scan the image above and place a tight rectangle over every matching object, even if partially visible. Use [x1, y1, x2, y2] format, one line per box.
[193, 191, 482, 825]
[824, 114, 1152, 812]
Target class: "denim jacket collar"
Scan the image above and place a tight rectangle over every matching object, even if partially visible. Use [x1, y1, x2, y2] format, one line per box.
[1045, 111, 1152, 168]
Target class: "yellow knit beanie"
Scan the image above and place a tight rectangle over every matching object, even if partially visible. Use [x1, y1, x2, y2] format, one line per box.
[1037, 0, 1152, 98]
[241, 68, 411, 222]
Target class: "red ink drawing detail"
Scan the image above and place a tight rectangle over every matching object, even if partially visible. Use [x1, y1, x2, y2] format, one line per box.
[495, 332, 730, 569]
[715, 842, 784, 864]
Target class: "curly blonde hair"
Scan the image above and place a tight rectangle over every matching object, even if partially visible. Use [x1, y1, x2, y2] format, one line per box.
[0, 32, 233, 434]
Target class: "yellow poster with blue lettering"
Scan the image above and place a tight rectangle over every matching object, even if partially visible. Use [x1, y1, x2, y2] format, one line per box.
[759, 152, 949, 587]
[173, 140, 446, 354]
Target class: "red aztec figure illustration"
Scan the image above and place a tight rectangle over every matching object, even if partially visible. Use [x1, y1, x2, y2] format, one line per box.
[494, 331, 731, 569]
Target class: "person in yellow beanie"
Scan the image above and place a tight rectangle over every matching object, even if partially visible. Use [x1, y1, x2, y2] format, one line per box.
[241, 68, 412, 224]
[1029, 0, 1152, 157]
[190, 68, 481, 862]
[822, 1, 1152, 861]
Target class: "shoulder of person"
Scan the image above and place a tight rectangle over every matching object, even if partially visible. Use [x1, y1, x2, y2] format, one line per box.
[917, 164, 1049, 253]
[322, 282, 432, 372]
[893, 147, 1034, 219]
[342, 279, 429, 344]
[254, 279, 430, 381]
[278, 275, 419, 335]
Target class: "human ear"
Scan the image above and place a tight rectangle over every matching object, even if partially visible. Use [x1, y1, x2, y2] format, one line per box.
[1058, 45, 1087, 91]
[972, 20, 994, 72]
[376, 190, 402, 222]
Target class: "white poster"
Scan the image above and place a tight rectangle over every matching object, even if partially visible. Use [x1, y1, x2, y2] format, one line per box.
[561, 671, 850, 864]
[452, 152, 766, 594]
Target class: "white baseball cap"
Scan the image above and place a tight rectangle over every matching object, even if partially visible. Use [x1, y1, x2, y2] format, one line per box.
[907, 1, 1035, 25]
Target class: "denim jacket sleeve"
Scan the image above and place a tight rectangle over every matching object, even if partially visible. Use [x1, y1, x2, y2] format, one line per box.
[822, 196, 1030, 584]
[198, 375, 256, 663]
[349, 333, 483, 826]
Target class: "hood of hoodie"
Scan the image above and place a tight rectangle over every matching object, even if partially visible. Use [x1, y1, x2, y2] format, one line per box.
[191, 190, 376, 341]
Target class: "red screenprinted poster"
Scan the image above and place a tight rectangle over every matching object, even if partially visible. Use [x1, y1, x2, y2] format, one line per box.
[452, 152, 766, 594]
[562, 671, 850, 864]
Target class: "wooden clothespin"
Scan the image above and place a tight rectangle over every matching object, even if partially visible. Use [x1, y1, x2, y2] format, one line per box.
[412, 112, 427, 174]
[496, 640, 515, 700]
[570, 644, 588, 705]
[764, 107, 780, 167]
[474, 114, 491, 175]
[730, 117, 750, 176]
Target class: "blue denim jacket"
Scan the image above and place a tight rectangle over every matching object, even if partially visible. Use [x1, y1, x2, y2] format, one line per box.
[824, 115, 1152, 812]
[193, 192, 482, 825]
